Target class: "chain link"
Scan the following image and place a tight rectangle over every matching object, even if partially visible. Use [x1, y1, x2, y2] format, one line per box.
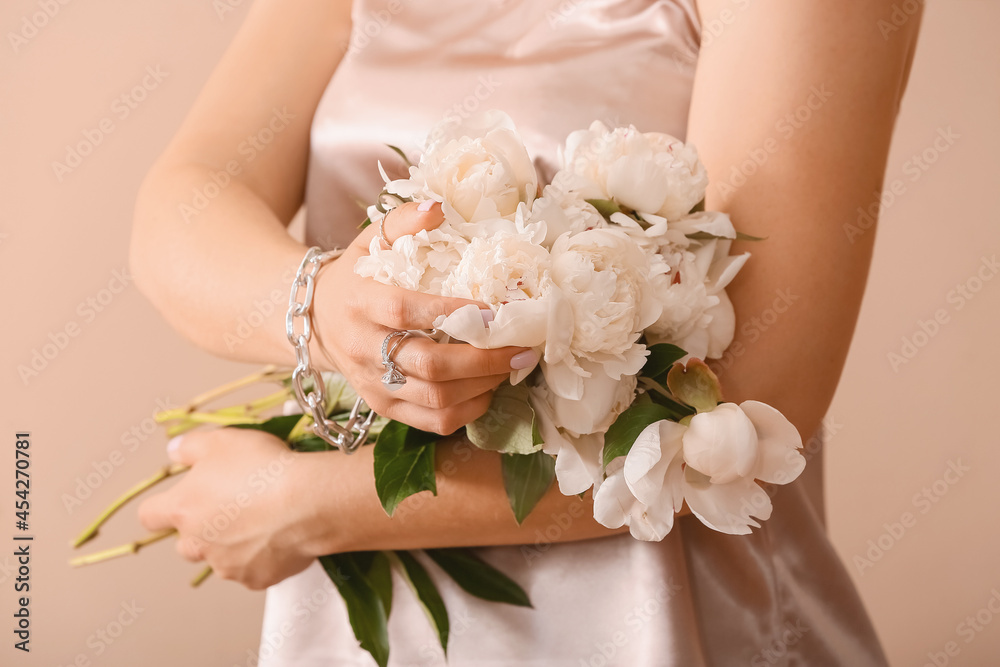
[286, 246, 374, 454]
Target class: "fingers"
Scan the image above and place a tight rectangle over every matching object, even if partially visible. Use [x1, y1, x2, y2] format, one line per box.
[345, 200, 444, 257]
[166, 432, 209, 467]
[383, 200, 445, 243]
[175, 536, 206, 563]
[137, 491, 176, 533]
[395, 337, 534, 381]
[386, 388, 496, 436]
[358, 283, 485, 331]
[394, 374, 511, 410]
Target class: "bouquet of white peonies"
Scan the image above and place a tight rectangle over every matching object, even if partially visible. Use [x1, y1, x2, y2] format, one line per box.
[70, 111, 808, 667]
[357, 110, 807, 541]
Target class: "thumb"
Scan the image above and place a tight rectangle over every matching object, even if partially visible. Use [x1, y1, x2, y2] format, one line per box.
[347, 200, 444, 256]
[166, 433, 207, 467]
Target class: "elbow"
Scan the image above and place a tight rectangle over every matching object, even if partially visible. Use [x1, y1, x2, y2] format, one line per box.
[128, 166, 213, 354]
[129, 169, 169, 314]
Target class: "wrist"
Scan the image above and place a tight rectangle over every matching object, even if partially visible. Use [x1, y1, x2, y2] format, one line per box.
[282, 450, 348, 558]
[308, 258, 343, 373]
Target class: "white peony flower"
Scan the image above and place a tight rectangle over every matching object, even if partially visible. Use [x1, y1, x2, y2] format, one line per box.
[383, 110, 538, 226]
[529, 382, 606, 495]
[438, 229, 551, 309]
[534, 228, 660, 434]
[560, 121, 708, 221]
[645, 230, 750, 360]
[547, 228, 661, 365]
[528, 171, 608, 248]
[593, 401, 806, 539]
[593, 420, 686, 541]
[355, 227, 467, 295]
[538, 359, 638, 438]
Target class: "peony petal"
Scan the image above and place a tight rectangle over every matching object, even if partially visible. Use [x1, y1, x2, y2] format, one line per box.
[682, 467, 773, 535]
[606, 155, 670, 215]
[542, 286, 575, 365]
[434, 300, 550, 351]
[682, 403, 758, 484]
[592, 459, 633, 529]
[552, 432, 604, 495]
[627, 502, 676, 542]
[541, 358, 586, 401]
[670, 211, 736, 239]
[740, 400, 806, 485]
[624, 420, 685, 506]
[703, 291, 736, 360]
[707, 252, 750, 294]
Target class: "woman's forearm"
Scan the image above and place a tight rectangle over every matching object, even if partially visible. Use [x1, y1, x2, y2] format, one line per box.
[129, 0, 353, 368]
[132, 167, 317, 366]
[293, 436, 637, 555]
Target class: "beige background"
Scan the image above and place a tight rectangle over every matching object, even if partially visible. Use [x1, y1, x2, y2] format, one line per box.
[1, 1, 997, 665]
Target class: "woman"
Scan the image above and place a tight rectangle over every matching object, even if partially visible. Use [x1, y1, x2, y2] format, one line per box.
[131, 0, 922, 664]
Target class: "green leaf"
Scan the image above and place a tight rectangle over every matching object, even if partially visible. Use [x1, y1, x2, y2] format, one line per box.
[685, 230, 768, 242]
[320, 553, 390, 667]
[291, 435, 332, 452]
[602, 403, 676, 469]
[367, 552, 394, 618]
[666, 358, 722, 413]
[386, 143, 414, 167]
[373, 420, 438, 517]
[501, 451, 555, 524]
[360, 217, 372, 230]
[425, 548, 532, 608]
[466, 381, 543, 455]
[641, 343, 688, 382]
[229, 414, 301, 442]
[584, 198, 624, 222]
[393, 551, 449, 653]
[647, 390, 696, 421]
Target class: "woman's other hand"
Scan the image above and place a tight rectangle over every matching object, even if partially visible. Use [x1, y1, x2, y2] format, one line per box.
[137, 430, 314, 591]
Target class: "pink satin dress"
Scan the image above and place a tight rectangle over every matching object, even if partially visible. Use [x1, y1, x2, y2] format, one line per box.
[258, 1, 888, 664]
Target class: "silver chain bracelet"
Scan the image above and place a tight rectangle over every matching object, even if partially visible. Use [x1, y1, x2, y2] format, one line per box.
[286, 246, 375, 453]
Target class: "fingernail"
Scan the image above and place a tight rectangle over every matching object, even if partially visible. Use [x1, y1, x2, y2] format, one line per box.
[417, 199, 435, 212]
[480, 309, 494, 326]
[510, 350, 539, 370]
[166, 435, 183, 457]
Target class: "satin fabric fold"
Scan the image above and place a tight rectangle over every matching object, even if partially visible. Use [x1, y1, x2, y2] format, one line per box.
[260, 1, 887, 664]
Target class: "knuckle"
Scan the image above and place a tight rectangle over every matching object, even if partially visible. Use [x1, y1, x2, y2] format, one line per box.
[344, 336, 369, 363]
[409, 350, 438, 379]
[479, 350, 502, 377]
[433, 410, 462, 436]
[386, 295, 408, 327]
[423, 384, 451, 410]
[428, 296, 450, 319]
[246, 577, 268, 592]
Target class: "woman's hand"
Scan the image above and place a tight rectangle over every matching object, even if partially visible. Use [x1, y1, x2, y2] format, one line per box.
[311, 201, 538, 435]
[137, 429, 315, 591]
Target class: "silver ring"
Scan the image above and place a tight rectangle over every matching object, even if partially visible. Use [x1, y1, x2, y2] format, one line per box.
[380, 330, 411, 391]
[378, 209, 393, 250]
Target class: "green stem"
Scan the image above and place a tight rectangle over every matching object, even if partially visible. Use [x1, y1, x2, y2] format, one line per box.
[638, 376, 674, 400]
[69, 528, 176, 567]
[71, 464, 189, 548]
[155, 365, 291, 423]
[190, 566, 213, 587]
